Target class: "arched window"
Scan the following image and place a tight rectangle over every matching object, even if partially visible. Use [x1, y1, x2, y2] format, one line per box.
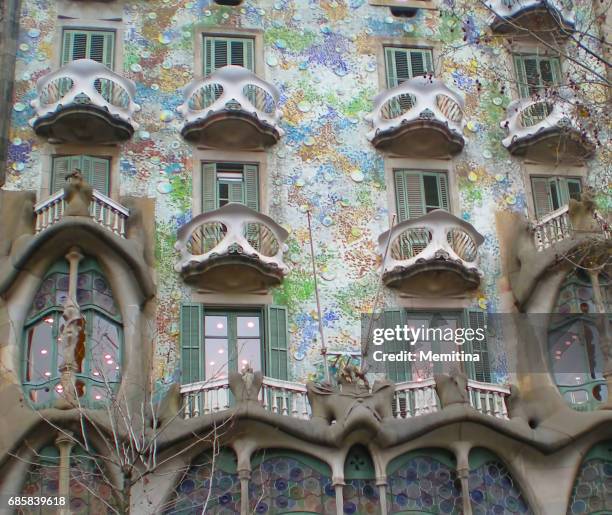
[249, 449, 335, 514]
[468, 448, 531, 514]
[386, 448, 462, 514]
[549, 270, 611, 410]
[165, 448, 240, 514]
[343, 445, 379, 514]
[568, 441, 612, 514]
[19, 443, 116, 514]
[23, 257, 122, 407]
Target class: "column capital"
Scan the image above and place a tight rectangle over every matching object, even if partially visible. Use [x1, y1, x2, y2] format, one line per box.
[65, 246, 84, 264]
[55, 431, 75, 451]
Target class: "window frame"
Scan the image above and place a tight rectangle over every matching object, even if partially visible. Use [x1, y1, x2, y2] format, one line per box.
[393, 168, 451, 222]
[383, 45, 435, 88]
[60, 28, 116, 69]
[50, 154, 112, 195]
[513, 53, 563, 99]
[195, 28, 264, 78]
[201, 161, 260, 213]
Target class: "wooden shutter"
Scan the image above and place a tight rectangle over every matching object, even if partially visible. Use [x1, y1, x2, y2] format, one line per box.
[51, 156, 73, 193]
[180, 304, 203, 384]
[204, 36, 254, 75]
[394, 170, 409, 222]
[566, 178, 582, 202]
[531, 177, 553, 218]
[405, 171, 426, 220]
[62, 30, 114, 68]
[228, 182, 244, 203]
[465, 310, 491, 382]
[266, 305, 288, 380]
[383, 309, 410, 382]
[514, 55, 537, 98]
[202, 163, 218, 212]
[243, 164, 259, 211]
[82, 156, 110, 195]
[438, 174, 450, 211]
[385, 47, 434, 87]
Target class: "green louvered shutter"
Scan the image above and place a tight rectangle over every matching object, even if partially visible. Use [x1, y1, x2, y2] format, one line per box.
[405, 171, 426, 220]
[228, 182, 244, 203]
[384, 309, 410, 382]
[266, 305, 288, 380]
[81, 156, 110, 195]
[394, 171, 409, 222]
[203, 36, 255, 76]
[531, 177, 553, 218]
[202, 163, 218, 212]
[438, 174, 449, 211]
[515, 55, 562, 98]
[180, 304, 203, 384]
[385, 47, 434, 87]
[465, 310, 491, 382]
[51, 156, 73, 193]
[243, 164, 259, 211]
[61, 30, 115, 68]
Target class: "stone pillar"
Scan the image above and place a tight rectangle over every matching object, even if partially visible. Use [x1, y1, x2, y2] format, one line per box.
[55, 432, 75, 515]
[56, 247, 84, 409]
[334, 481, 344, 515]
[238, 468, 250, 515]
[376, 478, 387, 514]
[453, 443, 473, 515]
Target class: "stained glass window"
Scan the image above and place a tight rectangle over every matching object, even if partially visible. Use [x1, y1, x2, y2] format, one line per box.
[249, 450, 336, 513]
[19, 445, 116, 514]
[568, 441, 612, 514]
[549, 270, 611, 410]
[468, 448, 531, 515]
[165, 448, 240, 514]
[343, 446, 378, 514]
[386, 449, 462, 514]
[23, 257, 122, 407]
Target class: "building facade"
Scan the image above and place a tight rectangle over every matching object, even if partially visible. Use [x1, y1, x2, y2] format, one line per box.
[0, 0, 610, 513]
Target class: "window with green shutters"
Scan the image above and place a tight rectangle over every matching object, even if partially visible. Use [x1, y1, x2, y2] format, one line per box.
[203, 35, 255, 75]
[531, 176, 582, 219]
[514, 55, 562, 124]
[51, 155, 110, 195]
[393, 170, 449, 222]
[381, 309, 491, 383]
[179, 305, 288, 384]
[384, 47, 434, 87]
[201, 162, 259, 213]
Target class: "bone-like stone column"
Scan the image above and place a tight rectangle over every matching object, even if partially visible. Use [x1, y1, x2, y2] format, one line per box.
[55, 431, 75, 515]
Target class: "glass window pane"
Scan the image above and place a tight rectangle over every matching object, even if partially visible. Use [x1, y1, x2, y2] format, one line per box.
[90, 315, 121, 382]
[205, 338, 228, 379]
[237, 338, 261, 372]
[205, 315, 228, 337]
[237, 316, 260, 337]
[26, 320, 55, 383]
[423, 175, 440, 209]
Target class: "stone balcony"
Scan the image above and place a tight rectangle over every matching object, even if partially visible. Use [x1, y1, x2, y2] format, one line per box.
[486, 0, 575, 34]
[180, 375, 510, 420]
[366, 77, 465, 158]
[501, 92, 595, 162]
[29, 59, 139, 144]
[177, 65, 283, 150]
[174, 203, 289, 292]
[378, 210, 484, 296]
[34, 188, 129, 238]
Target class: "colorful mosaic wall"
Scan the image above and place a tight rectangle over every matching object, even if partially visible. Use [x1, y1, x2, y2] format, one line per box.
[4, 0, 610, 387]
[568, 441, 612, 515]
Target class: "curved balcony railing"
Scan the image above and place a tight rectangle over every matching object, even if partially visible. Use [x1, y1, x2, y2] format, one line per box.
[486, 0, 575, 31]
[29, 59, 140, 130]
[531, 204, 610, 251]
[559, 379, 607, 412]
[181, 376, 510, 420]
[501, 92, 594, 158]
[379, 210, 483, 275]
[34, 189, 129, 238]
[366, 77, 465, 156]
[177, 65, 284, 146]
[174, 203, 289, 284]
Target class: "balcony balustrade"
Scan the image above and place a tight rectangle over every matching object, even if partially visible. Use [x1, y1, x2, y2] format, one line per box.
[174, 203, 289, 292]
[501, 92, 594, 162]
[34, 189, 129, 238]
[180, 376, 511, 420]
[366, 77, 465, 158]
[531, 204, 610, 251]
[29, 59, 139, 144]
[486, 0, 575, 33]
[177, 65, 283, 149]
[378, 210, 484, 296]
